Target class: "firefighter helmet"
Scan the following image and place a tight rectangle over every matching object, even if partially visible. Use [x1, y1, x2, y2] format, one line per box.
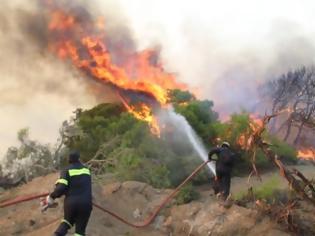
[221, 141, 230, 148]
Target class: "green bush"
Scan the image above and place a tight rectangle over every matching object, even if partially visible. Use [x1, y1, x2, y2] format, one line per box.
[62, 93, 297, 190]
[234, 175, 281, 201]
[175, 183, 200, 205]
[254, 175, 281, 199]
[269, 136, 297, 164]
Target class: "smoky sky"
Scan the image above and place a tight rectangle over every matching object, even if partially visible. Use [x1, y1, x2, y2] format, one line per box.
[111, 0, 315, 117]
[160, 19, 315, 117]
[1, 0, 315, 156]
[0, 1, 96, 156]
[0, 0, 142, 157]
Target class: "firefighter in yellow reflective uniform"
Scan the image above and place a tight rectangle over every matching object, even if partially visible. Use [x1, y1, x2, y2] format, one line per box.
[45, 151, 92, 236]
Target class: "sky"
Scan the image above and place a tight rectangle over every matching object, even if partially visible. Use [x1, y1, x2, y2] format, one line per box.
[107, 0, 315, 111]
[1, 0, 315, 157]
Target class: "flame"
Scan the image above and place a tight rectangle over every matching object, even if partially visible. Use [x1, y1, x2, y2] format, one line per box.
[118, 94, 160, 137]
[249, 114, 264, 129]
[47, 10, 186, 104]
[43, 3, 187, 136]
[297, 148, 315, 161]
[48, 11, 75, 30]
[237, 114, 264, 150]
[237, 134, 247, 147]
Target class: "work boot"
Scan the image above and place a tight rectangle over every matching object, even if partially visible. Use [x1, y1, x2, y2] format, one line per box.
[222, 194, 233, 209]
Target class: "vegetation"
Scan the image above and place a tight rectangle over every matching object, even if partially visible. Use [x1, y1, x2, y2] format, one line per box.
[262, 66, 315, 145]
[175, 183, 200, 205]
[253, 175, 281, 200]
[0, 128, 63, 185]
[234, 175, 297, 205]
[1, 89, 298, 189]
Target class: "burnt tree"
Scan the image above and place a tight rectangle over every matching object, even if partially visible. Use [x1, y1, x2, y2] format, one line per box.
[246, 113, 315, 206]
[263, 66, 315, 145]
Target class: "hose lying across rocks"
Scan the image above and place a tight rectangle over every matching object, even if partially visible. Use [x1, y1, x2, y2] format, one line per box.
[0, 161, 210, 228]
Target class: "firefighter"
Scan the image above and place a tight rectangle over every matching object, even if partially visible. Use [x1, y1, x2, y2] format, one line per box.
[208, 141, 235, 201]
[42, 151, 92, 236]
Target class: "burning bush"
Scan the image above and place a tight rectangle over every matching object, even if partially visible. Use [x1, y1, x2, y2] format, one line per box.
[210, 112, 298, 174]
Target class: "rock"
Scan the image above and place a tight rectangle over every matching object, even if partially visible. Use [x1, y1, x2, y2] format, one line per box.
[122, 181, 147, 194]
[163, 216, 173, 227]
[153, 215, 165, 230]
[29, 219, 36, 226]
[102, 182, 121, 195]
[133, 208, 142, 219]
[169, 201, 284, 236]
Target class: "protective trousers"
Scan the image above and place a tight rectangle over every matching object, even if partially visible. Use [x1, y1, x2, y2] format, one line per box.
[213, 171, 231, 200]
[54, 200, 92, 236]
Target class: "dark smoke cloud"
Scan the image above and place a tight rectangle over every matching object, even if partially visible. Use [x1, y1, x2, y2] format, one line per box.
[2, 0, 315, 156]
[0, 0, 155, 156]
[0, 1, 102, 156]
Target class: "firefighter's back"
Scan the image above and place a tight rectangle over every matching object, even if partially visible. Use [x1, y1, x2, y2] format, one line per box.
[216, 147, 234, 174]
[65, 162, 92, 206]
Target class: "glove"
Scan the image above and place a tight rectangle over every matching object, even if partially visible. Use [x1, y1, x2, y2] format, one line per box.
[40, 195, 56, 212]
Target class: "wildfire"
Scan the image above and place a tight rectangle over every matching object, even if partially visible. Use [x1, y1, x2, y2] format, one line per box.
[43, 2, 187, 136]
[249, 114, 264, 129]
[297, 148, 315, 161]
[118, 94, 161, 137]
[237, 114, 264, 150]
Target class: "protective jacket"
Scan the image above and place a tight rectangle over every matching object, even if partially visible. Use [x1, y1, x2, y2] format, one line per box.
[51, 162, 92, 236]
[208, 146, 235, 199]
[51, 162, 92, 203]
[208, 146, 235, 175]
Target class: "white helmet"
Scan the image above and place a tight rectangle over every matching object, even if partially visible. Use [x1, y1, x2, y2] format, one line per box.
[221, 141, 230, 148]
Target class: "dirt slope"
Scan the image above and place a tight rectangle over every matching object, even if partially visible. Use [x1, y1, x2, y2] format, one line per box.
[0, 170, 298, 236]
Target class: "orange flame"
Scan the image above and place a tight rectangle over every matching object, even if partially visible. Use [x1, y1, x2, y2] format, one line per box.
[44, 5, 187, 136]
[297, 148, 315, 161]
[118, 94, 160, 137]
[237, 114, 264, 150]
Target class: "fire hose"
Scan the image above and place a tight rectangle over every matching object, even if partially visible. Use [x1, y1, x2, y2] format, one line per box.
[0, 161, 210, 228]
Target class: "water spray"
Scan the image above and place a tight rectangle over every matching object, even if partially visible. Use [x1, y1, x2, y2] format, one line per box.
[162, 107, 216, 176]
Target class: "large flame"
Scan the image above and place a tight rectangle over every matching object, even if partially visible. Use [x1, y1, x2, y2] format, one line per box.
[118, 94, 161, 137]
[44, 2, 187, 135]
[297, 148, 315, 161]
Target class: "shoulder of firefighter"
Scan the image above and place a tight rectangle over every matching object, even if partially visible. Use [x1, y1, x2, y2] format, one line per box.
[50, 163, 92, 200]
[208, 147, 223, 161]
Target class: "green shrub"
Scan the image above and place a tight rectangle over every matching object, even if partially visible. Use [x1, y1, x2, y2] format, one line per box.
[146, 164, 171, 188]
[269, 136, 297, 164]
[175, 183, 200, 205]
[254, 175, 281, 199]
[234, 175, 282, 201]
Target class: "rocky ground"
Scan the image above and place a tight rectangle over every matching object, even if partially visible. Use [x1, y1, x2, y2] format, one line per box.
[0, 164, 314, 236]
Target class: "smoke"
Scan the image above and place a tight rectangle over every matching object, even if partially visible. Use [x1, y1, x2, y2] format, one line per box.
[2, 0, 315, 156]
[112, 0, 315, 117]
[166, 22, 315, 118]
[0, 1, 98, 157]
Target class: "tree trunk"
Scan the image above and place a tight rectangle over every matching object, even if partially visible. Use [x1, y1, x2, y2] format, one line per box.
[294, 123, 304, 145]
[284, 120, 293, 142]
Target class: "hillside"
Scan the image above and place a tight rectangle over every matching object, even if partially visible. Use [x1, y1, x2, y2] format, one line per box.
[1, 166, 315, 236]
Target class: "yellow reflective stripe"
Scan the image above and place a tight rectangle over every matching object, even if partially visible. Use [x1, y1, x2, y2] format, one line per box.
[55, 178, 68, 186]
[68, 168, 90, 177]
[61, 219, 72, 228]
[74, 234, 83, 236]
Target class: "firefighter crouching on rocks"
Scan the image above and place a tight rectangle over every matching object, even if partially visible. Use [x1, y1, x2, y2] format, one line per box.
[208, 142, 235, 201]
[41, 151, 92, 236]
